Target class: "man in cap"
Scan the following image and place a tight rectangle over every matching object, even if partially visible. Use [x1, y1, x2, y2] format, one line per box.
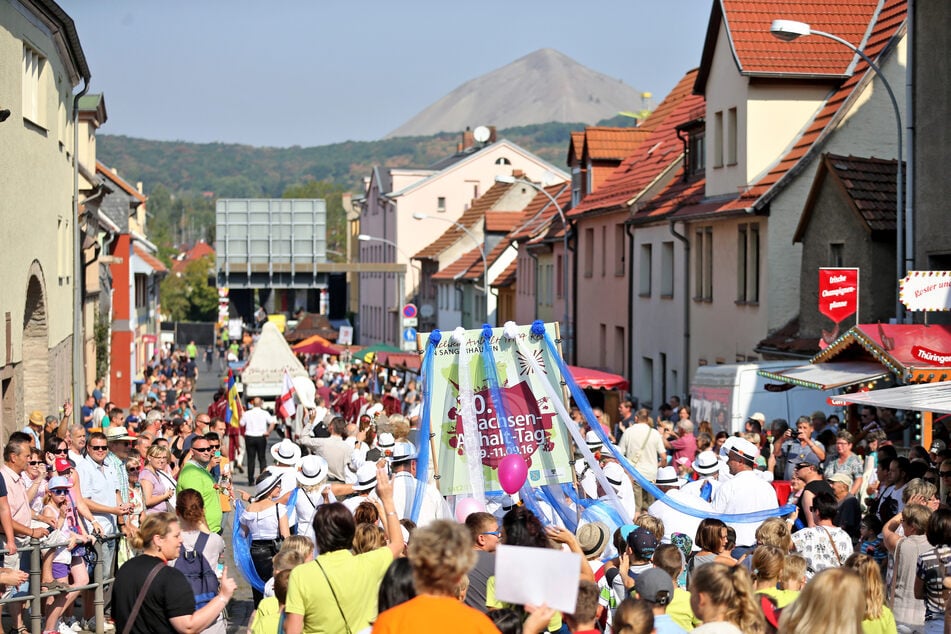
[649, 466, 713, 545]
[342, 462, 379, 514]
[104, 425, 138, 539]
[176, 434, 223, 534]
[389, 441, 451, 527]
[827, 472, 861, 540]
[682, 450, 722, 502]
[300, 416, 352, 484]
[712, 437, 778, 547]
[577, 431, 604, 499]
[601, 462, 637, 521]
[632, 567, 686, 634]
[776, 415, 825, 481]
[610, 526, 658, 601]
[464, 512, 501, 614]
[793, 453, 833, 529]
[23, 410, 44, 449]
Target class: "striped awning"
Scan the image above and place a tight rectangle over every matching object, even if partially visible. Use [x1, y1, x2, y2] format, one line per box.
[757, 361, 889, 390]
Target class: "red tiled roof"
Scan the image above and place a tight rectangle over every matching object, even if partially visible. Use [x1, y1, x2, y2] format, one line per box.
[414, 182, 514, 259]
[509, 184, 571, 242]
[484, 211, 522, 233]
[96, 161, 147, 203]
[583, 127, 652, 161]
[567, 131, 585, 166]
[461, 240, 511, 281]
[793, 153, 900, 241]
[491, 260, 518, 288]
[696, 1, 884, 92]
[133, 245, 167, 273]
[570, 69, 705, 218]
[171, 241, 215, 274]
[431, 247, 484, 281]
[712, 0, 906, 215]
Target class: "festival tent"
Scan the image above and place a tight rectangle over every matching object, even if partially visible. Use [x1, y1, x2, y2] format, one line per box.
[292, 337, 340, 356]
[241, 322, 312, 405]
[376, 351, 421, 372]
[354, 342, 401, 362]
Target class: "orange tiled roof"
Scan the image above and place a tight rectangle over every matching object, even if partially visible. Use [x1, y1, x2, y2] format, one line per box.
[484, 211, 523, 233]
[461, 240, 511, 281]
[509, 184, 572, 242]
[793, 153, 900, 241]
[706, 0, 906, 216]
[431, 247, 484, 281]
[567, 131, 585, 166]
[491, 260, 518, 288]
[171, 241, 215, 274]
[570, 69, 705, 218]
[97, 161, 147, 203]
[414, 182, 513, 260]
[695, 1, 884, 92]
[133, 245, 167, 273]
[583, 127, 652, 162]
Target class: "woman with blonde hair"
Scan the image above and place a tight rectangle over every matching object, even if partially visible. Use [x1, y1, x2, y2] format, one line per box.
[612, 597, 654, 634]
[754, 517, 794, 552]
[688, 563, 764, 634]
[844, 553, 897, 633]
[139, 444, 177, 514]
[112, 512, 237, 634]
[750, 545, 797, 608]
[353, 523, 387, 555]
[777, 567, 864, 634]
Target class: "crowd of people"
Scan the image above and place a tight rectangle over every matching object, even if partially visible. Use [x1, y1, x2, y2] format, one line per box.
[9, 338, 951, 634]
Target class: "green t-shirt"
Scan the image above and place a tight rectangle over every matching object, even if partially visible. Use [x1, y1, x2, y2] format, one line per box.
[667, 587, 699, 630]
[285, 548, 393, 633]
[861, 606, 897, 634]
[756, 586, 799, 608]
[176, 462, 222, 533]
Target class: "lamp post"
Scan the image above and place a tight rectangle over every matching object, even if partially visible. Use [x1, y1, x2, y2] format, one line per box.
[770, 19, 907, 323]
[496, 175, 571, 359]
[412, 212, 489, 324]
[358, 234, 421, 347]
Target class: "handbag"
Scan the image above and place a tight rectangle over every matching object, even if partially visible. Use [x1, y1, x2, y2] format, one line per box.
[121, 562, 165, 634]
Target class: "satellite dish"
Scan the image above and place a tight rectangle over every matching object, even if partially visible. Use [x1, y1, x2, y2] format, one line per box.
[473, 125, 491, 144]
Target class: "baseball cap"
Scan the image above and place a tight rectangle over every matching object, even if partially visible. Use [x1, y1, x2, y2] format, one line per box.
[626, 526, 658, 560]
[931, 439, 947, 453]
[749, 412, 766, 424]
[576, 522, 609, 559]
[827, 472, 853, 488]
[634, 567, 674, 606]
[54, 457, 72, 473]
[796, 453, 820, 469]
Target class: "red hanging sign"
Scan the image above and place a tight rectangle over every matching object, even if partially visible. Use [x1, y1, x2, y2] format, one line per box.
[818, 268, 859, 324]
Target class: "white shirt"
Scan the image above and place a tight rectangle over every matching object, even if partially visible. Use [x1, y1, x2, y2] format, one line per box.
[390, 470, 452, 527]
[617, 424, 665, 480]
[77, 456, 119, 533]
[681, 476, 720, 502]
[711, 469, 778, 547]
[648, 488, 714, 545]
[240, 406, 274, 437]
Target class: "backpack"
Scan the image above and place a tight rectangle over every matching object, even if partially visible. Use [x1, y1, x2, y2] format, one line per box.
[174, 532, 219, 609]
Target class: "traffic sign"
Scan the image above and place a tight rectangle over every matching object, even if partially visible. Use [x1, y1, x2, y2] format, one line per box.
[402, 327, 417, 342]
[402, 304, 418, 319]
[402, 317, 418, 327]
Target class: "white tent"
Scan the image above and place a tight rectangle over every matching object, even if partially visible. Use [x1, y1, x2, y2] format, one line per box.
[241, 322, 310, 399]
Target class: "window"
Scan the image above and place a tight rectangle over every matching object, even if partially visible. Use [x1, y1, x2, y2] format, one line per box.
[22, 44, 46, 127]
[614, 327, 625, 375]
[642, 357, 654, 404]
[639, 244, 652, 297]
[661, 241, 674, 298]
[615, 224, 626, 276]
[599, 325, 607, 368]
[584, 228, 594, 277]
[556, 255, 563, 299]
[830, 243, 844, 267]
[689, 130, 705, 175]
[437, 197, 446, 213]
[571, 167, 583, 208]
[727, 107, 738, 165]
[135, 275, 147, 308]
[695, 227, 713, 300]
[713, 111, 723, 168]
[495, 157, 511, 165]
[737, 223, 760, 303]
[600, 226, 606, 277]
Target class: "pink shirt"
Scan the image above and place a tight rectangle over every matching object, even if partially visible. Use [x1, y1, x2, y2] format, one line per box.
[669, 433, 698, 464]
[1, 464, 31, 526]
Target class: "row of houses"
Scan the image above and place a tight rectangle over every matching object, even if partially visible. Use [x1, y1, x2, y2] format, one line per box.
[357, 0, 950, 410]
[0, 0, 164, 435]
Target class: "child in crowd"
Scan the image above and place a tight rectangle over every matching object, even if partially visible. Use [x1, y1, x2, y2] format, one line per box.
[652, 544, 698, 631]
[781, 555, 808, 593]
[250, 570, 291, 634]
[857, 515, 888, 575]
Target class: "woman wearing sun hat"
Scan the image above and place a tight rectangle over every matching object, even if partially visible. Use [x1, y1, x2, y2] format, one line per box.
[295, 455, 336, 551]
[240, 471, 290, 607]
[682, 450, 723, 502]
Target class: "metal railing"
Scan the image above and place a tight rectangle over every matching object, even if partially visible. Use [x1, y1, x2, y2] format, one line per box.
[0, 533, 120, 634]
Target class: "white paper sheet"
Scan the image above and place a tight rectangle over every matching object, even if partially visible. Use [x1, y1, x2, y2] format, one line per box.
[493, 544, 581, 614]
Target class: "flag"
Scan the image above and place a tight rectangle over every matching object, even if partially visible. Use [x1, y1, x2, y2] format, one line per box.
[225, 369, 244, 427]
[277, 370, 297, 420]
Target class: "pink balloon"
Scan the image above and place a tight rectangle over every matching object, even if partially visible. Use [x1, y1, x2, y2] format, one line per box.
[498, 454, 529, 494]
[454, 497, 486, 523]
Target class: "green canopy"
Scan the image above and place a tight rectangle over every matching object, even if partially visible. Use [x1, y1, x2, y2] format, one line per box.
[355, 342, 402, 362]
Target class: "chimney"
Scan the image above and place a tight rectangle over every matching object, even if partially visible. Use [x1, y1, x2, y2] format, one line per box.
[461, 127, 474, 151]
[488, 126, 497, 143]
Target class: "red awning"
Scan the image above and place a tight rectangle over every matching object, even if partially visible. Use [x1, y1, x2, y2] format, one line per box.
[292, 339, 340, 356]
[568, 365, 629, 390]
[376, 351, 421, 371]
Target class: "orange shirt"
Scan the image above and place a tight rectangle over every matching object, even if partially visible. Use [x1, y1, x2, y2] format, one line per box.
[372, 595, 498, 634]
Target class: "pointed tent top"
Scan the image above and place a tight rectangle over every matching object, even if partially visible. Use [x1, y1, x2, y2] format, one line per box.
[241, 322, 309, 385]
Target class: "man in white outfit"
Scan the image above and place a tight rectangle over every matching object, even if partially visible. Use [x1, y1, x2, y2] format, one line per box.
[648, 466, 713, 544]
[389, 441, 451, 527]
[681, 450, 722, 502]
[712, 437, 778, 548]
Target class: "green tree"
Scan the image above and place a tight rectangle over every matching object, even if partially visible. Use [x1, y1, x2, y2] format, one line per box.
[159, 255, 217, 322]
[282, 179, 348, 262]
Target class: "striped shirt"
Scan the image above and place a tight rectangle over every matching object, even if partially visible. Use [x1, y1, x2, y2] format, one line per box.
[916, 544, 951, 620]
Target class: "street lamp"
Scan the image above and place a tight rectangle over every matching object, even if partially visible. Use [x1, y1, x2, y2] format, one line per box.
[770, 19, 908, 323]
[496, 174, 571, 359]
[411, 212, 489, 324]
[357, 234, 422, 347]
[357, 234, 420, 302]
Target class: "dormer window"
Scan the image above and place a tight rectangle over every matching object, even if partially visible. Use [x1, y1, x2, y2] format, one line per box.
[677, 118, 706, 178]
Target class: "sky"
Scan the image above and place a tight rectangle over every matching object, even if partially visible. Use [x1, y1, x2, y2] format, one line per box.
[59, 1, 712, 149]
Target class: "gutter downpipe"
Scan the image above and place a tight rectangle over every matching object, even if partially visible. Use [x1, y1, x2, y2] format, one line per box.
[72, 78, 90, 411]
[625, 219, 636, 396]
[669, 219, 690, 402]
[526, 247, 540, 321]
[905, 0, 915, 287]
[565, 220, 576, 364]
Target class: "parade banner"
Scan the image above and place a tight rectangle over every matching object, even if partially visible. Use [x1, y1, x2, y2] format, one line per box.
[419, 323, 573, 496]
[818, 267, 859, 323]
[900, 271, 951, 312]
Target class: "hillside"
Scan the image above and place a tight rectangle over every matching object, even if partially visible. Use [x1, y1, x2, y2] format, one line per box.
[387, 49, 645, 138]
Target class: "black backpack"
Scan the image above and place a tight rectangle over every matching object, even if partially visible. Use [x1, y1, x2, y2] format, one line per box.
[174, 532, 219, 609]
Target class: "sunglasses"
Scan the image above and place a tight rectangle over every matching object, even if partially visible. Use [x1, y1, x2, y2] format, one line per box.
[52, 449, 68, 455]
[89, 445, 108, 451]
[940, 471, 951, 477]
[127, 468, 140, 474]
[192, 447, 212, 453]
[28, 461, 43, 466]
[481, 531, 501, 537]
[50, 489, 70, 495]
[209, 444, 220, 450]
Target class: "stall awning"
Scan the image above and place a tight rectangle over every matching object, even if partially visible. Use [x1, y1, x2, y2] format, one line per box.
[836, 382, 951, 415]
[376, 351, 421, 372]
[757, 361, 889, 390]
[568, 366, 629, 391]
